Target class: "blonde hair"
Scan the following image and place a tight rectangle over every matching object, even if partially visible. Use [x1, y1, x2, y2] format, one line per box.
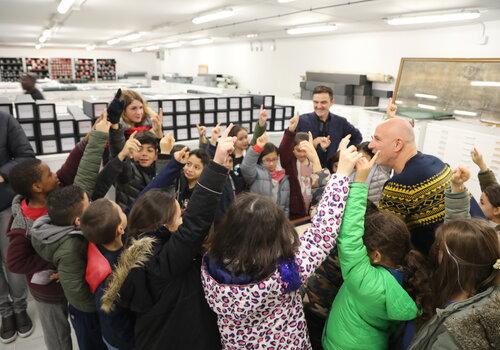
[119, 89, 155, 126]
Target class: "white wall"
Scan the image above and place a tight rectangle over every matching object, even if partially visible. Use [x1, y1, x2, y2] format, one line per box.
[161, 20, 500, 97]
[0, 47, 161, 76]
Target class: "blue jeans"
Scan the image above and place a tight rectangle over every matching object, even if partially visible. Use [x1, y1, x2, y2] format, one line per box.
[68, 304, 107, 350]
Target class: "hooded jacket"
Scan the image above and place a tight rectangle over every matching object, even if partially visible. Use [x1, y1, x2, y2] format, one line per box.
[323, 183, 418, 350]
[31, 215, 95, 312]
[409, 287, 499, 350]
[6, 195, 65, 303]
[201, 174, 350, 350]
[100, 161, 228, 350]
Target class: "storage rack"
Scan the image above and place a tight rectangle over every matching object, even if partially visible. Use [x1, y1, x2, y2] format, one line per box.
[50, 58, 73, 81]
[97, 58, 116, 81]
[0, 57, 23, 82]
[25, 57, 50, 78]
[74, 58, 96, 82]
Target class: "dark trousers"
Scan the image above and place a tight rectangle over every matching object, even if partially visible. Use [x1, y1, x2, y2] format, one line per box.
[304, 308, 325, 350]
[68, 304, 107, 350]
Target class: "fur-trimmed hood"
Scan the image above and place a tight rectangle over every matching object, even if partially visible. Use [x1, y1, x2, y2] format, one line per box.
[101, 236, 156, 313]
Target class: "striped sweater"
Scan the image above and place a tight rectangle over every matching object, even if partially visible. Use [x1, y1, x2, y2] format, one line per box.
[378, 152, 452, 254]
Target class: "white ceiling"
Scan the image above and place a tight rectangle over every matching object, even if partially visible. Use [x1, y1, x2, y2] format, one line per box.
[1, 0, 499, 50]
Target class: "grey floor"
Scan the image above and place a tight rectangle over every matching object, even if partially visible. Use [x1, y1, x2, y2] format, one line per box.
[2, 297, 79, 350]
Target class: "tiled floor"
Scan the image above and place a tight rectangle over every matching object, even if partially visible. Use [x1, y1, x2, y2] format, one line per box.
[2, 299, 78, 350]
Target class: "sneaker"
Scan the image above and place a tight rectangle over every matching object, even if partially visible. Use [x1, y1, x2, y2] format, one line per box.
[0, 314, 17, 343]
[14, 311, 34, 338]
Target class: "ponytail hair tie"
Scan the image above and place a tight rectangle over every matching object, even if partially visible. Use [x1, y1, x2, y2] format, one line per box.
[494, 259, 500, 270]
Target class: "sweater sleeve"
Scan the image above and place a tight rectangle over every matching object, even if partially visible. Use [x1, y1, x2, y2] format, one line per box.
[74, 130, 108, 195]
[56, 139, 87, 187]
[109, 125, 126, 158]
[296, 174, 350, 283]
[478, 169, 498, 192]
[6, 231, 53, 275]
[240, 146, 261, 186]
[0, 116, 35, 179]
[278, 129, 296, 168]
[251, 122, 267, 146]
[148, 161, 228, 281]
[90, 156, 123, 201]
[444, 188, 471, 222]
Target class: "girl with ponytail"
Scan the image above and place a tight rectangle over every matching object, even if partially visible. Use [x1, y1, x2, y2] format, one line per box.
[323, 152, 433, 350]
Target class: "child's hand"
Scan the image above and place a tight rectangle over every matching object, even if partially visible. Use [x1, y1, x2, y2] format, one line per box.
[318, 135, 331, 151]
[471, 147, 488, 172]
[450, 166, 470, 193]
[299, 134, 322, 172]
[151, 108, 163, 138]
[196, 123, 207, 138]
[337, 145, 363, 178]
[49, 272, 60, 282]
[386, 99, 397, 118]
[118, 131, 141, 161]
[214, 123, 236, 165]
[258, 105, 268, 127]
[159, 133, 175, 155]
[354, 151, 380, 183]
[93, 117, 111, 133]
[256, 132, 268, 148]
[288, 113, 299, 132]
[174, 147, 190, 164]
[338, 134, 351, 151]
[210, 123, 221, 146]
[107, 88, 125, 125]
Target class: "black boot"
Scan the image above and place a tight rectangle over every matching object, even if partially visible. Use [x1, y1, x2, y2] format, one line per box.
[14, 310, 34, 338]
[0, 314, 17, 343]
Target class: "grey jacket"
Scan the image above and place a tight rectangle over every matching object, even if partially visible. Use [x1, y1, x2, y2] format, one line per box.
[240, 146, 290, 217]
[409, 287, 499, 350]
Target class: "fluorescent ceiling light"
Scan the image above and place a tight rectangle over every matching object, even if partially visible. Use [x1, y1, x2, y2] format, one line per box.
[131, 47, 143, 53]
[454, 109, 477, 117]
[35, 44, 42, 49]
[417, 103, 436, 110]
[86, 44, 96, 51]
[164, 42, 182, 48]
[395, 100, 403, 105]
[191, 38, 214, 45]
[57, 0, 76, 14]
[192, 8, 234, 24]
[107, 38, 121, 45]
[145, 45, 160, 51]
[278, 0, 296, 2]
[246, 33, 258, 38]
[387, 10, 480, 25]
[287, 24, 337, 35]
[415, 93, 438, 99]
[38, 36, 47, 43]
[42, 29, 52, 38]
[470, 80, 500, 87]
[122, 33, 143, 41]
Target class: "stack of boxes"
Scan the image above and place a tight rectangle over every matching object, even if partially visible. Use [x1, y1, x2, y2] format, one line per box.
[0, 57, 23, 82]
[300, 72, 393, 107]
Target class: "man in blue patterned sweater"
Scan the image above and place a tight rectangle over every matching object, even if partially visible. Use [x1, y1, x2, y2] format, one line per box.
[368, 118, 452, 255]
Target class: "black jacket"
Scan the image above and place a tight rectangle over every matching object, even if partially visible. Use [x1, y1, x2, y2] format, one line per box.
[0, 111, 35, 210]
[100, 161, 228, 350]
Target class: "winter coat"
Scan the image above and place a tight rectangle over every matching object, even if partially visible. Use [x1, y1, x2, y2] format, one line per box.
[240, 146, 290, 217]
[201, 174, 351, 350]
[101, 161, 228, 350]
[323, 183, 418, 350]
[6, 195, 65, 303]
[296, 112, 362, 168]
[366, 164, 391, 204]
[409, 287, 499, 350]
[444, 188, 471, 222]
[31, 215, 95, 312]
[0, 111, 35, 210]
[478, 168, 498, 191]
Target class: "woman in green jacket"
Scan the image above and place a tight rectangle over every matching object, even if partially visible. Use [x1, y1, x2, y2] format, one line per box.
[323, 154, 432, 350]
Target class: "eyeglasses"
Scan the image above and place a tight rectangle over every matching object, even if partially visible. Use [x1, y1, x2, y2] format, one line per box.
[263, 157, 279, 164]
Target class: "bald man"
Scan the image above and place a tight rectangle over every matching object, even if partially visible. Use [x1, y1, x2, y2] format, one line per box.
[369, 118, 452, 255]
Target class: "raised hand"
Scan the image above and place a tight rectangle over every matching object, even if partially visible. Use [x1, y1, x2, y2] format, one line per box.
[256, 132, 269, 148]
[336, 145, 363, 178]
[214, 123, 236, 165]
[107, 88, 125, 125]
[354, 151, 380, 183]
[196, 123, 207, 138]
[258, 104, 268, 127]
[470, 147, 488, 172]
[174, 147, 190, 164]
[210, 122, 222, 146]
[299, 134, 322, 172]
[450, 166, 471, 193]
[288, 113, 299, 132]
[338, 134, 351, 151]
[386, 99, 397, 118]
[151, 107, 164, 138]
[319, 135, 331, 151]
[159, 133, 175, 155]
[93, 116, 111, 133]
[118, 131, 141, 161]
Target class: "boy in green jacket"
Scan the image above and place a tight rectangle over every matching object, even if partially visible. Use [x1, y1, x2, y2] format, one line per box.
[323, 153, 430, 350]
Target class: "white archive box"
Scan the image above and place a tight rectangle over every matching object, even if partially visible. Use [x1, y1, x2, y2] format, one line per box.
[190, 113, 201, 125]
[176, 114, 188, 127]
[204, 112, 215, 125]
[229, 111, 239, 123]
[162, 115, 174, 129]
[41, 139, 58, 154]
[216, 98, 228, 110]
[148, 100, 160, 113]
[229, 97, 240, 110]
[203, 98, 216, 111]
[189, 99, 201, 111]
[241, 110, 251, 122]
[20, 122, 36, 138]
[175, 100, 187, 113]
[60, 137, 76, 152]
[77, 120, 92, 134]
[241, 97, 252, 109]
[190, 127, 199, 139]
[275, 108, 284, 119]
[162, 100, 174, 114]
[36, 102, 56, 120]
[39, 122, 56, 136]
[218, 112, 228, 124]
[176, 128, 188, 140]
[16, 104, 36, 120]
[58, 120, 75, 135]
